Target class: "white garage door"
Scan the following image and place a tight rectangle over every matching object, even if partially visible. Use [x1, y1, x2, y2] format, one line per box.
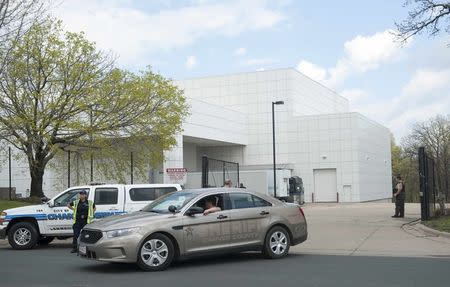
[314, 169, 337, 202]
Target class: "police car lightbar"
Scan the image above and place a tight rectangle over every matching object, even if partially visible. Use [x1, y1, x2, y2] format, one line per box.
[89, 182, 105, 186]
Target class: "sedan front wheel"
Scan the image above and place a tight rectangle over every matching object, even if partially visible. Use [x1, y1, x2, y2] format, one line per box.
[137, 233, 175, 271]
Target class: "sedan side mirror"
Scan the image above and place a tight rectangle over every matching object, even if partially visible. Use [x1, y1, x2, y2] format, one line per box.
[41, 196, 50, 204]
[185, 206, 204, 216]
[168, 205, 177, 213]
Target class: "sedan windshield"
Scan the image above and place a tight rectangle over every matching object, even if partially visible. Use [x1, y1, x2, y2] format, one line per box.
[142, 192, 196, 213]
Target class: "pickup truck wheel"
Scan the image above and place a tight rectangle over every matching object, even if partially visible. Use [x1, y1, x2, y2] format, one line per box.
[262, 226, 290, 259]
[38, 236, 55, 245]
[8, 222, 39, 250]
[137, 233, 174, 271]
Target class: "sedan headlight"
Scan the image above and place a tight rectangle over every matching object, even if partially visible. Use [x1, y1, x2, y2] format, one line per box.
[0, 212, 6, 225]
[106, 227, 140, 238]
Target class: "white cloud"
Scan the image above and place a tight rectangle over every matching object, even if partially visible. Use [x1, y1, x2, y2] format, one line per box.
[54, 0, 285, 66]
[401, 68, 450, 97]
[234, 47, 247, 56]
[390, 68, 450, 136]
[339, 68, 450, 139]
[297, 60, 327, 82]
[297, 29, 407, 88]
[344, 30, 405, 72]
[185, 55, 197, 69]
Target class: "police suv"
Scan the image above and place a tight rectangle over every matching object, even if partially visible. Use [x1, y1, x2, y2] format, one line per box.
[0, 183, 182, 250]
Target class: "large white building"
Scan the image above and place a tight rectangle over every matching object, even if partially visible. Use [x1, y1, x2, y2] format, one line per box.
[0, 68, 392, 202]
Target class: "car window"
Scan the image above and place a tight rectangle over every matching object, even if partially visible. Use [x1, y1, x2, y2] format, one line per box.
[142, 192, 196, 213]
[252, 195, 272, 207]
[129, 187, 178, 201]
[53, 188, 89, 206]
[94, 188, 118, 205]
[229, 193, 272, 209]
[192, 194, 226, 210]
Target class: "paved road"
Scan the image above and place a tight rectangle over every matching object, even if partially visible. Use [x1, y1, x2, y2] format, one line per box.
[1, 245, 450, 287]
[1, 202, 450, 287]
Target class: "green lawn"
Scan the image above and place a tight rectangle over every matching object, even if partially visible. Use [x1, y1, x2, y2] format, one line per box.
[0, 200, 32, 212]
[425, 215, 450, 233]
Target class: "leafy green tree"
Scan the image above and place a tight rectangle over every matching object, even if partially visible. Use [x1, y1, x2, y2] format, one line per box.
[391, 136, 420, 202]
[0, 0, 48, 73]
[402, 115, 450, 202]
[0, 18, 188, 197]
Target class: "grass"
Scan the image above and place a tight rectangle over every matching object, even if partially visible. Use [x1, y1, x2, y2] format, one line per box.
[424, 215, 450, 233]
[0, 200, 32, 212]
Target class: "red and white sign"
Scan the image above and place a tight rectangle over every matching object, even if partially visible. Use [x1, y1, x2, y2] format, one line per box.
[166, 168, 187, 182]
[166, 168, 187, 173]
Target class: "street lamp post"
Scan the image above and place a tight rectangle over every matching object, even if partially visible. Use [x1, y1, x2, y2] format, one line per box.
[272, 101, 284, 198]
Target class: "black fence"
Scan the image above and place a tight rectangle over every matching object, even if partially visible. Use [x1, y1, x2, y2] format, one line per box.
[418, 147, 437, 220]
[201, 155, 239, 188]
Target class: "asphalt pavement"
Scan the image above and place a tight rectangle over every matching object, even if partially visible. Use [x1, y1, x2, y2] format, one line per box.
[0, 245, 449, 287]
[1, 202, 450, 287]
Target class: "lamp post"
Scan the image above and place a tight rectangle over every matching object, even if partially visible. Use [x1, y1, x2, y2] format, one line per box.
[272, 101, 284, 198]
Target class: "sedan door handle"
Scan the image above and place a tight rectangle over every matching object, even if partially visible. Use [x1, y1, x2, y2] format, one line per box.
[217, 214, 228, 220]
[260, 211, 270, 215]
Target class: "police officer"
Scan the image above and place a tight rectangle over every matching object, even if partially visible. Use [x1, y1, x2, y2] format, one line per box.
[67, 190, 95, 253]
[392, 175, 405, 218]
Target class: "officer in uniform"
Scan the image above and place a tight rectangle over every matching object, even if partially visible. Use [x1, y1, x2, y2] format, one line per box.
[67, 190, 95, 253]
[392, 175, 405, 218]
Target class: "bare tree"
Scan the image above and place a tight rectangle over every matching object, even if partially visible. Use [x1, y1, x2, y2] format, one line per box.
[395, 0, 450, 44]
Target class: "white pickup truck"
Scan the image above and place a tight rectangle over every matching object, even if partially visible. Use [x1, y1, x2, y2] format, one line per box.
[0, 183, 182, 249]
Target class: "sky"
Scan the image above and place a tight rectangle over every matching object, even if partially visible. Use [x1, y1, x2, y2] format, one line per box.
[53, 0, 450, 142]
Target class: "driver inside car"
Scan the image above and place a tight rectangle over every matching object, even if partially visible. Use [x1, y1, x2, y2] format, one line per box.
[203, 197, 221, 215]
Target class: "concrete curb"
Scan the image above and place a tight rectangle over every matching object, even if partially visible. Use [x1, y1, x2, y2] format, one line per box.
[414, 223, 450, 239]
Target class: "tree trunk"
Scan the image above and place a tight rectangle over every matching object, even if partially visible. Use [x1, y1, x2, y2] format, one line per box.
[30, 166, 45, 198]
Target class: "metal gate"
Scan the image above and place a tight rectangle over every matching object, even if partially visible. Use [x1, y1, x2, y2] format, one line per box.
[418, 147, 436, 220]
[201, 155, 239, 188]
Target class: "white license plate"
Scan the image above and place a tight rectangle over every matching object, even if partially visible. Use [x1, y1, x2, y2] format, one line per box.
[79, 245, 87, 255]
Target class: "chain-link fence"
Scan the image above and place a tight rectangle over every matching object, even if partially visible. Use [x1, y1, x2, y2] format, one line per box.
[201, 155, 239, 188]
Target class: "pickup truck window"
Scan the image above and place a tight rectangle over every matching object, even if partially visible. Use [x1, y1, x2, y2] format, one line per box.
[94, 188, 118, 205]
[54, 188, 89, 206]
[129, 187, 178, 201]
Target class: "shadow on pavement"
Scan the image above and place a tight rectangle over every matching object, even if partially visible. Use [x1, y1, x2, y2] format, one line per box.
[77, 252, 305, 273]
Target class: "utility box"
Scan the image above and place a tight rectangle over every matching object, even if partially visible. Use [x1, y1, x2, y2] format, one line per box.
[289, 176, 304, 204]
[239, 169, 292, 200]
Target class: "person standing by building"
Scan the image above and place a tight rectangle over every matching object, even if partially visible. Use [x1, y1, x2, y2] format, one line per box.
[392, 176, 405, 218]
[224, 179, 232, 188]
[67, 190, 95, 253]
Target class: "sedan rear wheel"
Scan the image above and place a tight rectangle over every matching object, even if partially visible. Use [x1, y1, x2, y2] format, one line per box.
[263, 226, 290, 259]
[137, 233, 174, 271]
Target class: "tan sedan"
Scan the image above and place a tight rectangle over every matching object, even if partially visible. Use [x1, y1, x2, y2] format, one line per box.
[78, 188, 308, 271]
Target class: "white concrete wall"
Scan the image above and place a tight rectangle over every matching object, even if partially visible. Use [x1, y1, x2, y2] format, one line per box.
[353, 113, 392, 201]
[182, 99, 248, 145]
[176, 69, 390, 202]
[285, 113, 360, 202]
